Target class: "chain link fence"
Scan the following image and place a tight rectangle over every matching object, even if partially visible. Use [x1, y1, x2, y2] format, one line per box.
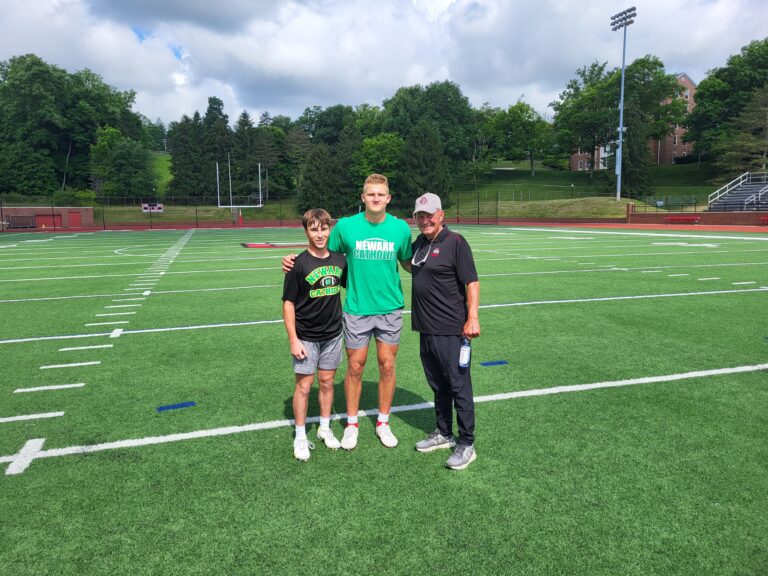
[2, 184, 681, 231]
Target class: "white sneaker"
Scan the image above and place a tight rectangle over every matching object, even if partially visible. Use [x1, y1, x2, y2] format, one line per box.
[340, 425, 358, 450]
[317, 427, 341, 449]
[375, 423, 399, 448]
[293, 438, 314, 461]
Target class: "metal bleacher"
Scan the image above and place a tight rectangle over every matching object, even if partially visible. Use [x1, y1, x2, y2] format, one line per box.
[707, 172, 768, 212]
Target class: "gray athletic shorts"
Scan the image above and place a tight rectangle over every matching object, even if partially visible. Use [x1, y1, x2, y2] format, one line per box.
[292, 333, 343, 374]
[343, 310, 403, 349]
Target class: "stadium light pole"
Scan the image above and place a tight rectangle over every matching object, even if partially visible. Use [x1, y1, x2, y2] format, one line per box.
[611, 6, 636, 202]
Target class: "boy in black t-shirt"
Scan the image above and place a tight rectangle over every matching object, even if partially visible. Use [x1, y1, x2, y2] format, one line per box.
[282, 209, 347, 461]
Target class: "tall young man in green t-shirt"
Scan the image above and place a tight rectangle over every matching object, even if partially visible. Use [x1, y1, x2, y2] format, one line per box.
[283, 174, 412, 450]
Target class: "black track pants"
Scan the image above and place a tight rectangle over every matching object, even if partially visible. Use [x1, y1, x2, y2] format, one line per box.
[419, 333, 475, 446]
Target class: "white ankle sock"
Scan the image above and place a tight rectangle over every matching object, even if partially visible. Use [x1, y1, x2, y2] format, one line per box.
[347, 415, 358, 426]
[319, 417, 330, 430]
[295, 425, 306, 440]
[377, 413, 389, 424]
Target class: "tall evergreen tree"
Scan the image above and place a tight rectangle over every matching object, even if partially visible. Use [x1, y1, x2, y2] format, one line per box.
[285, 125, 312, 194]
[400, 121, 451, 209]
[331, 122, 363, 215]
[167, 112, 208, 197]
[253, 125, 278, 199]
[712, 84, 768, 177]
[297, 143, 336, 214]
[232, 111, 256, 197]
[203, 96, 232, 195]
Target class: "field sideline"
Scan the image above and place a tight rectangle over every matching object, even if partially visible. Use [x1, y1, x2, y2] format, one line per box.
[1, 225, 767, 575]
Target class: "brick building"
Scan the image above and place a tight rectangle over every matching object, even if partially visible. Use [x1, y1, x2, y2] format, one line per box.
[570, 73, 697, 171]
[569, 144, 611, 172]
[648, 73, 697, 164]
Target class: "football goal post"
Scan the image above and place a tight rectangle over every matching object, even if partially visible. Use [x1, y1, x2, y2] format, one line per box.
[216, 154, 264, 209]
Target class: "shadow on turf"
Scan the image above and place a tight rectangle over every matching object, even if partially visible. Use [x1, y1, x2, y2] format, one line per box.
[282, 380, 433, 435]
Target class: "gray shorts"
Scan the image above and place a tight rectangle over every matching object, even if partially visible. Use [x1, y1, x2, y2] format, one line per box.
[343, 310, 403, 349]
[292, 333, 343, 374]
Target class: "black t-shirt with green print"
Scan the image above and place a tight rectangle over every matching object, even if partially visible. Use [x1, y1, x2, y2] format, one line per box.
[282, 250, 347, 341]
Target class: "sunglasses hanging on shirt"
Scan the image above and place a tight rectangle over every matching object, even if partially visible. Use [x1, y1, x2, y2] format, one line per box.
[411, 240, 434, 267]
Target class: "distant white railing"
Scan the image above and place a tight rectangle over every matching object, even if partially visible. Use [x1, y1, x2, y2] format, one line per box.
[743, 179, 768, 209]
[708, 172, 768, 208]
[708, 172, 750, 206]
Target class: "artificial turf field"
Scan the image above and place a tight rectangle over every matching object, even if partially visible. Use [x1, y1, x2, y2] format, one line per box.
[1, 225, 767, 575]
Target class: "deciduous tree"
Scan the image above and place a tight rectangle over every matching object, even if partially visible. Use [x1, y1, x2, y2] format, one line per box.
[687, 39, 768, 158]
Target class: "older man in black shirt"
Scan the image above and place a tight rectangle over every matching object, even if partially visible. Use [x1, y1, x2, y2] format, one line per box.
[410, 193, 480, 470]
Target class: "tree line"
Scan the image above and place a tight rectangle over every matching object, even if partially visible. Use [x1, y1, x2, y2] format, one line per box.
[0, 54, 166, 203]
[1, 38, 766, 213]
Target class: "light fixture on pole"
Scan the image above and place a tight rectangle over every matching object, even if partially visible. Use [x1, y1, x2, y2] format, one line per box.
[610, 6, 636, 202]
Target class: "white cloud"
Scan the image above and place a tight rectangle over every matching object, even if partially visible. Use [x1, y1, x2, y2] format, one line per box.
[1, 0, 766, 125]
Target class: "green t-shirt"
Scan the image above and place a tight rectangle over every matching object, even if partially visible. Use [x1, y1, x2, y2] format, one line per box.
[329, 212, 413, 315]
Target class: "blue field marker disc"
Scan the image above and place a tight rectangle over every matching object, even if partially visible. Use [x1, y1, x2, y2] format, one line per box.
[157, 401, 196, 412]
[480, 360, 508, 367]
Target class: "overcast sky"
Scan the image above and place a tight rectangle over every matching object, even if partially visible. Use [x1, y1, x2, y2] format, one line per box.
[1, 0, 766, 126]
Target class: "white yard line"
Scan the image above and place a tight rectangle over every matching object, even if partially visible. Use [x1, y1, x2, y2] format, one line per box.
[95, 312, 136, 317]
[3, 286, 766, 346]
[506, 227, 768, 241]
[40, 361, 101, 369]
[14, 384, 86, 393]
[0, 412, 64, 424]
[479, 287, 768, 310]
[475, 248, 768, 262]
[104, 304, 142, 308]
[477, 261, 768, 279]
[84, 321, 130, 327]
[3, 362, 767, 474]
[0, 261, 159, 271]
[0, 333, 113, 344]
[59, 344, 113, 351]
[0, 253, 159, 263]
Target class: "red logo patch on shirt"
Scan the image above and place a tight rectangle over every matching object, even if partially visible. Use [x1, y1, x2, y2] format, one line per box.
[431, 248, 440, 257]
